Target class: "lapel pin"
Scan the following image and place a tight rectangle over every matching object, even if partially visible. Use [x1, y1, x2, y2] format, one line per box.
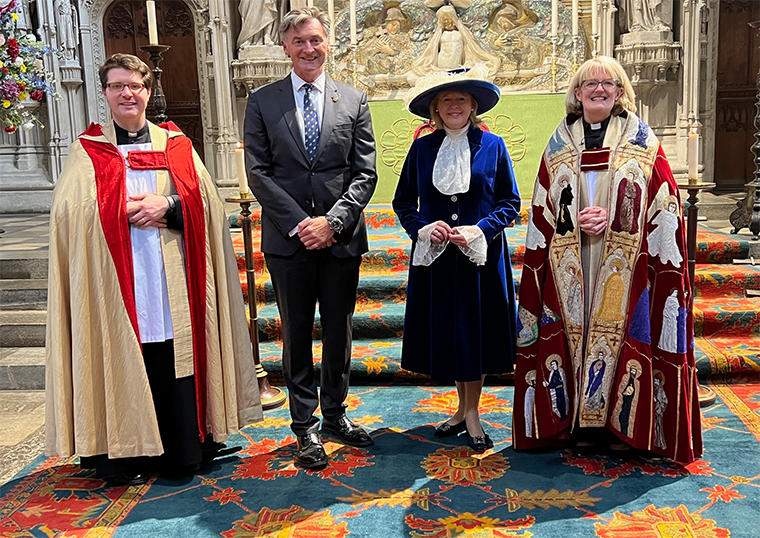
[332, 96, 339, 102]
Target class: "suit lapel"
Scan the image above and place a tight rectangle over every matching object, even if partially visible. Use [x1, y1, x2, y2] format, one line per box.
[277, 75, 311, 165]
[315, 76, 339, 164]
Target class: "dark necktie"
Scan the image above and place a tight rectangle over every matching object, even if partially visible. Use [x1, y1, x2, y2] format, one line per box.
[302, 83, 320, 161]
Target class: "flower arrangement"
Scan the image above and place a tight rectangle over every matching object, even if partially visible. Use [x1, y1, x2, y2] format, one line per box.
[0, 0, 59, 132]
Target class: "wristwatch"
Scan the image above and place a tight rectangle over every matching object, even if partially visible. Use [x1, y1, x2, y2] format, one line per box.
[325, 214, 344, 234]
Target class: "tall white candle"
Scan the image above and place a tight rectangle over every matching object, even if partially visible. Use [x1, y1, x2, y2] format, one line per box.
[328, 0, 335, 45]
[236, 142, 249, 195]
[349, 0, 357, 45]
[688, 127, 698, 182]
[572, 0, 579, 36]
[551, 0, 559, 38]
[591, 0, 598, 35]
[146, 0, 158, 45]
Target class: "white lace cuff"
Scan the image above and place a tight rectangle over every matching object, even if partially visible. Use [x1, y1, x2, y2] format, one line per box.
[455, 225, 487, 266]
[412, 222, 449, 266]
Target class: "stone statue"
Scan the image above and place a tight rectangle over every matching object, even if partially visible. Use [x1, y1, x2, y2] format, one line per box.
[238, 0, 288, 48]
[361, 6, 413, 75]
[618, 0, 672, 33]
[411, 5, 500, 77]
[54, 0, 79, 61]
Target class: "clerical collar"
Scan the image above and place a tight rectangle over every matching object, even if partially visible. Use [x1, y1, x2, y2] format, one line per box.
[582, 116, 611, 150]
[114, 122, 150, 145]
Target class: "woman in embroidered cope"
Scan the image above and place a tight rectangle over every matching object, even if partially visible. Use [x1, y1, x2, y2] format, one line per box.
[393, 67, 521, 453]
[512, 56, 702, 463]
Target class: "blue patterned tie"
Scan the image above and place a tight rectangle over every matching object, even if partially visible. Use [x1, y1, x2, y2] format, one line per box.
[302, 83, 320, 161]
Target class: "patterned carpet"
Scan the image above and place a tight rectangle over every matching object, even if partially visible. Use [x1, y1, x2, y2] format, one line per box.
[2, 380, 758, 537]
[230, 204, 760, 380]
[2, 204, 758, 537]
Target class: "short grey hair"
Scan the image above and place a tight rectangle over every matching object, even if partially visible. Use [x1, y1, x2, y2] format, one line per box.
[279, 7, 330, 43]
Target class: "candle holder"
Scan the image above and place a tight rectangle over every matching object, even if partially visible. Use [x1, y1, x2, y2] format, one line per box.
[676, 181, 717, 407]
[139, 44, 171, 124]
[550, 36, 558, 93]
[226, 195, 287, 410]
[571, 34, 579, 74]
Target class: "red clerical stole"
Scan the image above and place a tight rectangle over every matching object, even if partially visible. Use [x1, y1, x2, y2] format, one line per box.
[580, 148, 610, 172]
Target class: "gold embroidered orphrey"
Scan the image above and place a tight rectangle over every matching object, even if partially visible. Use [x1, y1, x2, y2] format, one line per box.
[546, 114, 660, 428]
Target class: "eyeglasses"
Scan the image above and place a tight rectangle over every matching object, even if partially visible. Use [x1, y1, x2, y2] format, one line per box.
[581, 79, 619, 91]
[105, 82, 146, 93]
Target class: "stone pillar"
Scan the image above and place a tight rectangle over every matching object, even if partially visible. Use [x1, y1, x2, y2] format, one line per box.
[599, 0, 617, 57]
[207, 0, 243, 196]
[677, 0, 705, 181]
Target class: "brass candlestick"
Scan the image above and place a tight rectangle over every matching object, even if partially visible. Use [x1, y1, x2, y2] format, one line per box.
[139, 44, 171, 124]
[226, 195, 286, 410]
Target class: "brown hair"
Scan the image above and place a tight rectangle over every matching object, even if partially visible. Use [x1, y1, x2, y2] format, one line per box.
[565, 56, 636, 117]
[279, 7, 330, 43]
[428, 92, 482, 130]
[99, 53, 154, 91]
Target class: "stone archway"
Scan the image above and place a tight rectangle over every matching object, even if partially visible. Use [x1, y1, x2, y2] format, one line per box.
[103, 0, 204, 155]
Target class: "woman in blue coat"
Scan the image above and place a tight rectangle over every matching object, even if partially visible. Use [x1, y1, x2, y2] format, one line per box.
[393, 68, 521, 452]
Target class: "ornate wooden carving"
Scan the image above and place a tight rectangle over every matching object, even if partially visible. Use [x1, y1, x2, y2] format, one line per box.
[105, 2, 134, 39]
[164, 7, 193, 38]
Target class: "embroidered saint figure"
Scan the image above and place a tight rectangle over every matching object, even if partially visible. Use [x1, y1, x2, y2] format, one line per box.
[647, 197, 683, 267]
[543, 356, 568, 421]
[584, 353, 607, 411]
[524, 370, 536, 438]
[556, 179, 575, 235]
[613, 361, 641, 438]
[564, 264, 583, 326]
[653, 371, 668, 449]
[658, 289, 680, 353]
[611, 173, 641, 234]
[596, 261, 625, 322]
[516, 306, 539, 347]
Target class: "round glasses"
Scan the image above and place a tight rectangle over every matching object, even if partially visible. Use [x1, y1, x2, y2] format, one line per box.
[581, 79, 618, 91]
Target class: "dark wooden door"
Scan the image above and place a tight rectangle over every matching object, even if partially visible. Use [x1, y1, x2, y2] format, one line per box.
[714, 0, 760, 193]
[104, 0, 204, 155]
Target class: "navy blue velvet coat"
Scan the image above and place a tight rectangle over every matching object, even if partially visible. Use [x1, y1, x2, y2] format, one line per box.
[393, 126, 521, 382]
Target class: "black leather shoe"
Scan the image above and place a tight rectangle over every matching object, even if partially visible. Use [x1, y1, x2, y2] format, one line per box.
[295, 433, 329, 469]
[322, 415, 374, 447]
[466, 432, 494, 453]
[104, 471, 150, 486]
[434, 420, 467, 438]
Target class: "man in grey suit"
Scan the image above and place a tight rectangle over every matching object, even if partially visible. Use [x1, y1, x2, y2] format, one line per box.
[244, 7, 377, 469]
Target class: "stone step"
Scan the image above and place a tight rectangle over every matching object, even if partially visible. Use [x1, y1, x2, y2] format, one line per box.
[0, 310, 46, 348]
[0, 251, 48, 279]
[0, 279, 47, 310]
[0, 347, 45, 390]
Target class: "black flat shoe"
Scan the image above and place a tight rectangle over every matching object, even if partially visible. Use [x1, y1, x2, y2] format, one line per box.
[434, 420, 467, 438]
[104, 471, 150, 486]
[322, 415, 374, 447]
[466, 432, 494, 453]
[295, 433, 329, 469]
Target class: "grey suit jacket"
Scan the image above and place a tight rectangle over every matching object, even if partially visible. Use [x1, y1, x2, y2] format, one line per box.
[244, 74, 377, 258]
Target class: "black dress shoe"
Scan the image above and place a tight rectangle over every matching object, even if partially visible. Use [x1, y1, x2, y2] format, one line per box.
[104, 471, 150, 486]
[295, 433, 329, 469]
[466, 432, 494, 453]
[434, 420, 467, 438]
[322, 415, 374, 447]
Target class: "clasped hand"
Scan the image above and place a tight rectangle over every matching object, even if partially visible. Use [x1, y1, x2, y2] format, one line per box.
[126, 193, 169, 228]
[298, 216, 336, 250]
[578, 206, 607, 236]
[430, 221, 468, 247]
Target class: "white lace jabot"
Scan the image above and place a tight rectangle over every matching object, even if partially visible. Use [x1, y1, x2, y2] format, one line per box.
[432, 124, 471, 195]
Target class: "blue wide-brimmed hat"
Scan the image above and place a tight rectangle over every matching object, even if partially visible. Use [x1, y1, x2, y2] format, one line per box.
[405, 65, 501, 119]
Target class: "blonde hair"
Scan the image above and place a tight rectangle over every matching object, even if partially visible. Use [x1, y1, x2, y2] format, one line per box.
[565, 56, 636, 117]
[428, 92, 482, 130]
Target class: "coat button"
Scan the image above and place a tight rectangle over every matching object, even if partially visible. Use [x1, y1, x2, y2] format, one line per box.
[451, 195, 457, 202]
[451, 213, 458, 221]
